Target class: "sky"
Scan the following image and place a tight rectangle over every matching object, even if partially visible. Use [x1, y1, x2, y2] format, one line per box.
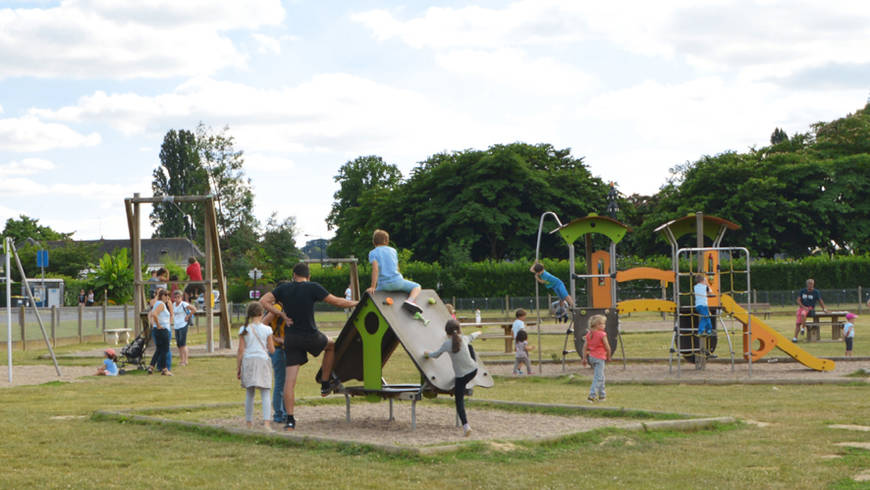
[1, 0, 869, 244]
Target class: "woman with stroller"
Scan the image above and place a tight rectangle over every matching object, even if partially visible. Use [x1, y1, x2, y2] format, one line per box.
[148, 289, 174, 376]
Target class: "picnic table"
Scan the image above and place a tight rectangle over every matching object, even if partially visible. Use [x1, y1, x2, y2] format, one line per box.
[804, 311, 848, 342]
[459, 321, 536, 353]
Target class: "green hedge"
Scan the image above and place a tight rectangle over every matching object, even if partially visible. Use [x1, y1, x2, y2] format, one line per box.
[247, 255, 870, 299]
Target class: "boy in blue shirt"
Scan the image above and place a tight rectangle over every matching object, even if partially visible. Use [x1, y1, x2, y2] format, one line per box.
[531, 263, 575, 308]
[367, 229, 423, 314]
[694, 274, 714, 336]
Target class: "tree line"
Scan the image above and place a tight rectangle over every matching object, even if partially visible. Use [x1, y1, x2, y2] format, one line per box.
[327, 103, 870, 262]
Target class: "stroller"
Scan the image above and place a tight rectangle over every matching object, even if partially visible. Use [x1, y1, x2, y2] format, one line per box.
[120, 333, 147, 371]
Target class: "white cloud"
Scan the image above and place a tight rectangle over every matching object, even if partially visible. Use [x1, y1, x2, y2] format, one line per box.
[0, 116, 100, 152]
[251, 33, 281, 55]
[352, 1, 870, 81]
[0, 0, 285, 79]
[244, 153, 295, 173]
[0, 158, 56, 175]
[30, 74, 493, 157]
[0, 176, 128, 199]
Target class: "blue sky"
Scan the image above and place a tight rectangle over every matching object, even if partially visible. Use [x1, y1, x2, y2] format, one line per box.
[1, 0, 869, 242]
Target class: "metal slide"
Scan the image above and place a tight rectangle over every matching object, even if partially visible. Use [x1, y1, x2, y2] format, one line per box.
[719, 294, 835, 372]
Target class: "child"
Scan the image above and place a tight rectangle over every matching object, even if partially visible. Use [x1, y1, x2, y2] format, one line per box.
[96, 348, 119, 376]
[367, 229, 423, 314]
[554, 302, 569, 323]
[424, 319, 481, 437]
[530, 263, 575, 308]
[512, 309, 527, 339]
[581, 314, 611, 402]
[513, 329, 533, 375]
[694, 274, 714, 337]
[236, 302, 275, 430]
[445, 303, 457, 320]
[844, 312, 856, 358]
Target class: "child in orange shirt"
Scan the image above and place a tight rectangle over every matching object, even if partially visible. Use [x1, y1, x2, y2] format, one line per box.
[581, 315, 611, 402]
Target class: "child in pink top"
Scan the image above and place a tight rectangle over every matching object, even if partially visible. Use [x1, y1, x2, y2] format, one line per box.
[582, 315, 611, 402]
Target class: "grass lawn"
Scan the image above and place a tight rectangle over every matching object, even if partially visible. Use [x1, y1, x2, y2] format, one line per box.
[2, 329, 870, 489]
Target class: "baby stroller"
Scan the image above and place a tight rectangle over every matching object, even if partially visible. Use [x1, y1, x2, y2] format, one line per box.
[120, 333, 147, 370]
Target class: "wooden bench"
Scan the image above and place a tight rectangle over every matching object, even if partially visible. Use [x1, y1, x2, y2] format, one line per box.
[804, 311, 848, 342]
[104, 328, 132, 345]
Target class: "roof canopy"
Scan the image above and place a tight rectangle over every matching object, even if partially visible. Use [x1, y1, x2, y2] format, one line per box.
[653, 214, 740, 242]
[553, 214, 631, 245]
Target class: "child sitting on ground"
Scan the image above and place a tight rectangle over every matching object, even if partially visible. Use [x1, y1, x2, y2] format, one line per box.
[96, 348, 119, 376]
[844, 312, 856, 358]
[424, 320, 481, 437]
[530, 263, 575, 308]
[581, 315, 611, 402]
[236, 302, 275, 431]
[512, 309, 527, 339]
[367, 229, 423, 314]
[513, 329, 533, 375]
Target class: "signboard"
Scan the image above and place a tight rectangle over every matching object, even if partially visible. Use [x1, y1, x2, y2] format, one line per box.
[249, 290, 261, 299]
[36, 250, 49, 268]
[248, 268, 263, 280]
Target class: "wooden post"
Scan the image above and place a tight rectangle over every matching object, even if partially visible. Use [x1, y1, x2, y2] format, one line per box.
[696, 211, 704, 273]
[78, 304, 83, 343]
[349, 261, 360, 301]
[102, 291, 107, 332]
[50, 306, 56, 347]
[858, 286, 863, 314]
[505, 294, 509, 315]
[124, 303, 128, 331]
[19, 305, 26, 351]
[204, 209, 214, 353]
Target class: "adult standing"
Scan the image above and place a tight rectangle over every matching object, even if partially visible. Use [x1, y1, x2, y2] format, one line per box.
[148, 289, 174, 376]
[794, 278, 827, 342]
[171, 290, 196, 367]
[185, 257, 203, 301]
[260, 263, 358, 431]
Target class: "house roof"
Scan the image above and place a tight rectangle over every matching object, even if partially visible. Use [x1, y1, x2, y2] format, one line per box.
[47, 238, 204, 267]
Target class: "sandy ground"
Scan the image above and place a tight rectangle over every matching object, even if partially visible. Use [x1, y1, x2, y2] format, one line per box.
[488, 358, 870, 382]
[208, 402, 637, 447]
[0, 365, 95, 388]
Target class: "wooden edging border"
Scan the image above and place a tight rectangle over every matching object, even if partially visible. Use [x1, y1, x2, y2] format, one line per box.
[92, 399, 734, 456]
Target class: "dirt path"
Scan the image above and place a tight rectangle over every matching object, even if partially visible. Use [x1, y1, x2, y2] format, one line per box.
[0, 365, 95, 388]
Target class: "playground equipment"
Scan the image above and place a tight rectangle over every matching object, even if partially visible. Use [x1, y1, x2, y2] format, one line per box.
[535, 210, 835, 374]
[318, 289, 493, 429]
[124, 194, 231, 351]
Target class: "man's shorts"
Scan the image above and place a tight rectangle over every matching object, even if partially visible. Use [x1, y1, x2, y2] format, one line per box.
[377, 277, 421, 294]
[284, 330, 329, 367]
[796, 306, 812, 324]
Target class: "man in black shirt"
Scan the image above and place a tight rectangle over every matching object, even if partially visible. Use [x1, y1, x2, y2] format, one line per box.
[260, 262, 357, 430]
[794, 278, 826, 342]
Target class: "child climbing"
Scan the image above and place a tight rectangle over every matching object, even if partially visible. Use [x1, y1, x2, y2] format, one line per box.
[96, 348, 119, 376]
[530, 263, 575, 308]
[581, 314, 611, 402]
[424, 319, 481, 437]
[694, 274, 714, 337]
[844, 312, 856, 358]
[236, 302, 275, 431]
[513, 329, 533, 375]
[367, 229, 423, 314]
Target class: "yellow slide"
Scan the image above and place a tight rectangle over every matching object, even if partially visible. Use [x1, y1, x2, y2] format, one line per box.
[719, 294, 835, 372]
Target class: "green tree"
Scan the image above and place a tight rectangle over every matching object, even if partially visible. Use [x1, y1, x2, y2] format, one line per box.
[770, 127, 789, 145]
[196, 123, 258, 240]
[261, 214, 301, 279]
[326, 155, 403, 258]
[150, 129, 209, 242]
[2, 215, 70, 242]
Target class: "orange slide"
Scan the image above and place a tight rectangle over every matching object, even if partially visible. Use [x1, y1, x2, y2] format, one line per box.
[719, 294, 835, 372]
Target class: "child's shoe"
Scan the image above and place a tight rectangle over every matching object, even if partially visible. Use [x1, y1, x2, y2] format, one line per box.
[402, 300, 423, 315]
[284, 415, 296, 431]
[463, 424, 472, 437]
[587, 395, 597, 403]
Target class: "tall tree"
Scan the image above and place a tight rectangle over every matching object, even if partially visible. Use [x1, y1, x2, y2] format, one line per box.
[260, 214, 301, 280]
[150, 129, 209, 242]
[770, 127, 789, 145]
[196, 123, 258, 240]
[326, 155, 403, 258]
